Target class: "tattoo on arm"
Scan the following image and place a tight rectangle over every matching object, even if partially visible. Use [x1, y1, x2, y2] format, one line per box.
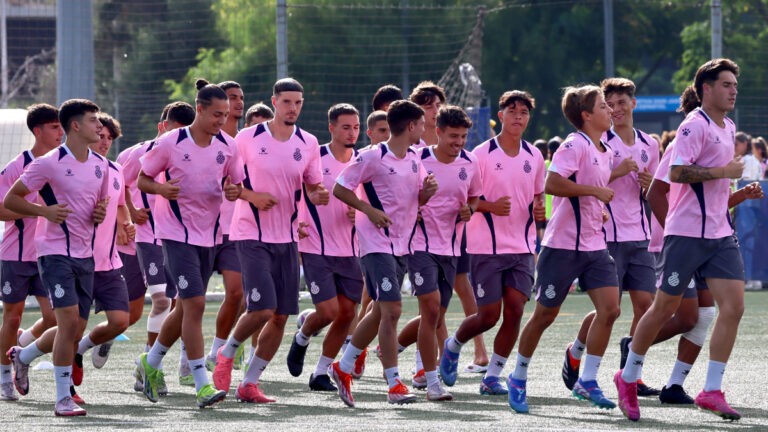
[673, 164, 718, 183]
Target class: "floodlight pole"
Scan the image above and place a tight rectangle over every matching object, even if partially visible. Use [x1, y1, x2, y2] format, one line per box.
[276, 0, 288, 79]
[56, 0, 95, 103]
[711, 0, 722, 58]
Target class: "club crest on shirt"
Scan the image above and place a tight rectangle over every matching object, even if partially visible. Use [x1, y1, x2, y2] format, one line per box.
[94, 165, 103, 179]
[458, 167, 468, 180]
[293, 148, 302, 161]
[641, 149, 649, 163]
[182, 153, 191, 162]
[411, 160, 418, 173]
[113, 177, 120, 190]
[523, 160, 532, 174]
[216, 151, 225, 165]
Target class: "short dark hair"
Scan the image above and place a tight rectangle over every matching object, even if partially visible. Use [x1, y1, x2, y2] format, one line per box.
[736, 132, 753, 154]
[693, 58, 739, 101]
[372, 84, 403, 111]
[328, 103, 359, 124]
[600, 77, 636, 99]
[273, 78, 304, 95]
[195, 79, 228, 107]
[387, 100, 424, 136]
[436, 105, 472, 129]
[561, 85, 602, 130]
[499, 90, 536, 111]
[26, 103, 59, 132]
[534, 139, 548, 158]
[59, 99, 100, 133]
[166, 101, 195, 126]
[547, 136, 562, 155]
[98, 112, 122, 139]
[367, 110, 387, 130]
[409, 81, 446, 106]
[218, 80, 241, 92]
[245, 103, 274, 124]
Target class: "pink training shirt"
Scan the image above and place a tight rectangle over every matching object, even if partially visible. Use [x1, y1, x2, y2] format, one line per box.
[543, 132, 613, 252]
[411, 146, 481, 256]
[667, 109, 735, 239]
[337, 142, 426, 257]
[121, 140, 164, 246]
[20, 144, 106, 259]
[648, 142, 675, 253]
[298, 144, 359, 257]
[115, 145, 136, 255]
[465, 137, 545, 255]
[140, 127, 245, 248]
[0, 151, 39, 262]
[231, 122, 322, 244]
[603, 128, 660, 242]
[93, 161, 126, 271]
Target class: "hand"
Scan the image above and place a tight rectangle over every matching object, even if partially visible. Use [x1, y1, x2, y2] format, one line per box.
[297, 221, 310, 240]
[458, 204, 472, 222]
[422, 173, 438, 199]
[346, 206, 356, 224]
[637, 167, 653, 190]
[158, 178, 181, 200]
[92, 198, 109, 224]
[308, 184, 330, 206]
[742, 182, 764, 200]
[594, 187, 614, 204]
[533, 195, 546, 221]
[252, 192, 278, 211]
[223, 178, 241, 202]
[129, 206, 149, 225]
[614, 156, 639, 178]
[365, 208, 392, 229]
[43, 203, 72, 224]
[723, 157, 745, 179]
[491, 196, 511, 216]
[603, 210, 609, 223]
[116, 221, 136, 245]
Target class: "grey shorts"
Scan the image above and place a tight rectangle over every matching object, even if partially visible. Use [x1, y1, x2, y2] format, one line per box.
[38, 255, 95, 320]
[471, 253, 534, 307]
[93, 269, 129, 313]
[301, 253, 364, 304]
[238, 240, 299, 315]
[407, 251, 457, 309]
[162, 240, 215, 299]
[119, 252, 146, 302]
[136, 242, 167, 287]
[534, 247, 618, 308]
[658, 235, 743, 297]
[362, 253, 407, 303]
[0, 261, 46, 304]
[608, 241, 656, 294]
[214, 235, 242, 273]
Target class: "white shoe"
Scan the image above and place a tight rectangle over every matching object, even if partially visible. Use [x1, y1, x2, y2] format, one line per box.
[54, 396, 86, 416]
[91, 341, 113, 369]
[0, 382, 18, 401]
[426, 384, 453, 401]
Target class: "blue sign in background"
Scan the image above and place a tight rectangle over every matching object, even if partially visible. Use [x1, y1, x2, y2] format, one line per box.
[634, 95, 680, 113]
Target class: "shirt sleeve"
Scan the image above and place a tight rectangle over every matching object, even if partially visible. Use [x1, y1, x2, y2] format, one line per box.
[646, 137, 661, 178]
[117, 169, 127, 206]
[654, 145, 674, 183]
[336, 152, 371, 191]
[18, 157, 50, 193]
[467, 161, 482, 198]
[140, 139, 170, 178]
[418, 159, 427, 191]
[120, 147, 140, 188]
[534, 153, 546, 195]
[549, 137, 583, 178]
[671, 119, 705, 167]
[303, 144, 323, 186]
[226, 144, 246, 185]
[0, 157, 22, 199]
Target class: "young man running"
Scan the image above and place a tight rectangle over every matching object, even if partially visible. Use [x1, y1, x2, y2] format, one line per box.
[410, 81, 445, 147]
[617, 59, 750, 422]
[329, 100, 438, 407]
[440, 91, 545, 398]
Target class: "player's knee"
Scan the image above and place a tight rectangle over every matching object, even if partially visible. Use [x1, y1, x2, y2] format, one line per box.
[2, 313, 21, 329]
[682, 306, 716, 346]
[151, 296, 171, 316]
[270, 313, 289, 328]
[110, 315, 130, 334]
[597, 305, 621, 324]
[334, 305, 355, 324]
[478, 310, 500, 331]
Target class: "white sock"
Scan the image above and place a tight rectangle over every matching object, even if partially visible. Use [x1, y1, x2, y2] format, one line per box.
[484, 353, 507, 379]
[340, 335, 352, 355]
[446, 335, 464, 354]
[666, 360, 693, 387]
[703, 360, 726, 392]
[580, 354, 602, 382]
[570, 338, 586, 360]
[77, 334, 96, 355]
[18, 329, 36, 347]
[144, 344, 151, 353]
[19, 342, 44, 365]
[415, 350, 423, 372]
[248, 346, 256, 365]
[54, 366, 71, 402]
[0, 364, 12, 384]
[243, 355, 269, 385]
[221, 337, 243, 359]
[295, 331, 311, 347]
[208, 337, 227, 359]
[384, 367, 401, 388]
[313, 355, 334, 377]
[146, 342, 169, 369]
[425, 369, 440, 389]
[178, 341, 188, 369]
[621, 349, 645, 383]
[339, 344, 363, 374]
[510, 353, 531, 381]
[188, 357, 209, 392]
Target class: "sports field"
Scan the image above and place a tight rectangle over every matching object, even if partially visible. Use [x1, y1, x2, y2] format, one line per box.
[3, 290, 768, 431]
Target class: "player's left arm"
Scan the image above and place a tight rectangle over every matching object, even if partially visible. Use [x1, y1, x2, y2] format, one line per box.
[728, 181, 764, 208]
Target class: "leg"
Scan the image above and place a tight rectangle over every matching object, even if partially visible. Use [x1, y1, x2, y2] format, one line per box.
[397, 316, 419, 349]
[454, 273, 489, 366]
[213, 269, 243, 340]
[491, 288, 528, 358]
[627, 290, 654, 336]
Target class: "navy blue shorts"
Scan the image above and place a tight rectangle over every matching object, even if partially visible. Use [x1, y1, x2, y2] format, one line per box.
[301, 253, 364, 304]
[362, 253, 407, 303]
[93, 269, 129, 313]
[657, 235, 743, 297]
[0, 261, 46, 304]
[534, 247, 618, 308]
[238, 240, 299, 315]
[608, 241, 656, 294]
[119, 252, 146, 302]
[471, 253, 534, 307]
[214, 235, 241, 273]
[407, 251, 456, 309]
[136, 242, 167, 286]
[38, 255, 95, 320]
[162, 240, 215, 299]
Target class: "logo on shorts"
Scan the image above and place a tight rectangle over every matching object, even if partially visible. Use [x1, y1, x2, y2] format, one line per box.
[545, 284, 556, 299]
[113, 177, 120, 190]
[54, 283, 65, 299]
[411, 161, 418, 173]
[250, 288, 261, 302]
[380, 277, 392, 292]
[523, 160, 532, 174]
[641, 149, 649, 163]
[178, 275, 189, 290]
[667, 272, 680, 287]
[293, 148, 302, 161]
[2, 282, 11, 295]
[458, 167, 467, 181]
[94, 165, 103, 179]
[310, 281, 320, 295]
[216, 151, 225, 165]
[476, 283, 485, 298]
[414, 273, 424, 287]
[182, 153, 191, 162]
[65, 168, 74, 177]
[148, 262, 158, 276]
